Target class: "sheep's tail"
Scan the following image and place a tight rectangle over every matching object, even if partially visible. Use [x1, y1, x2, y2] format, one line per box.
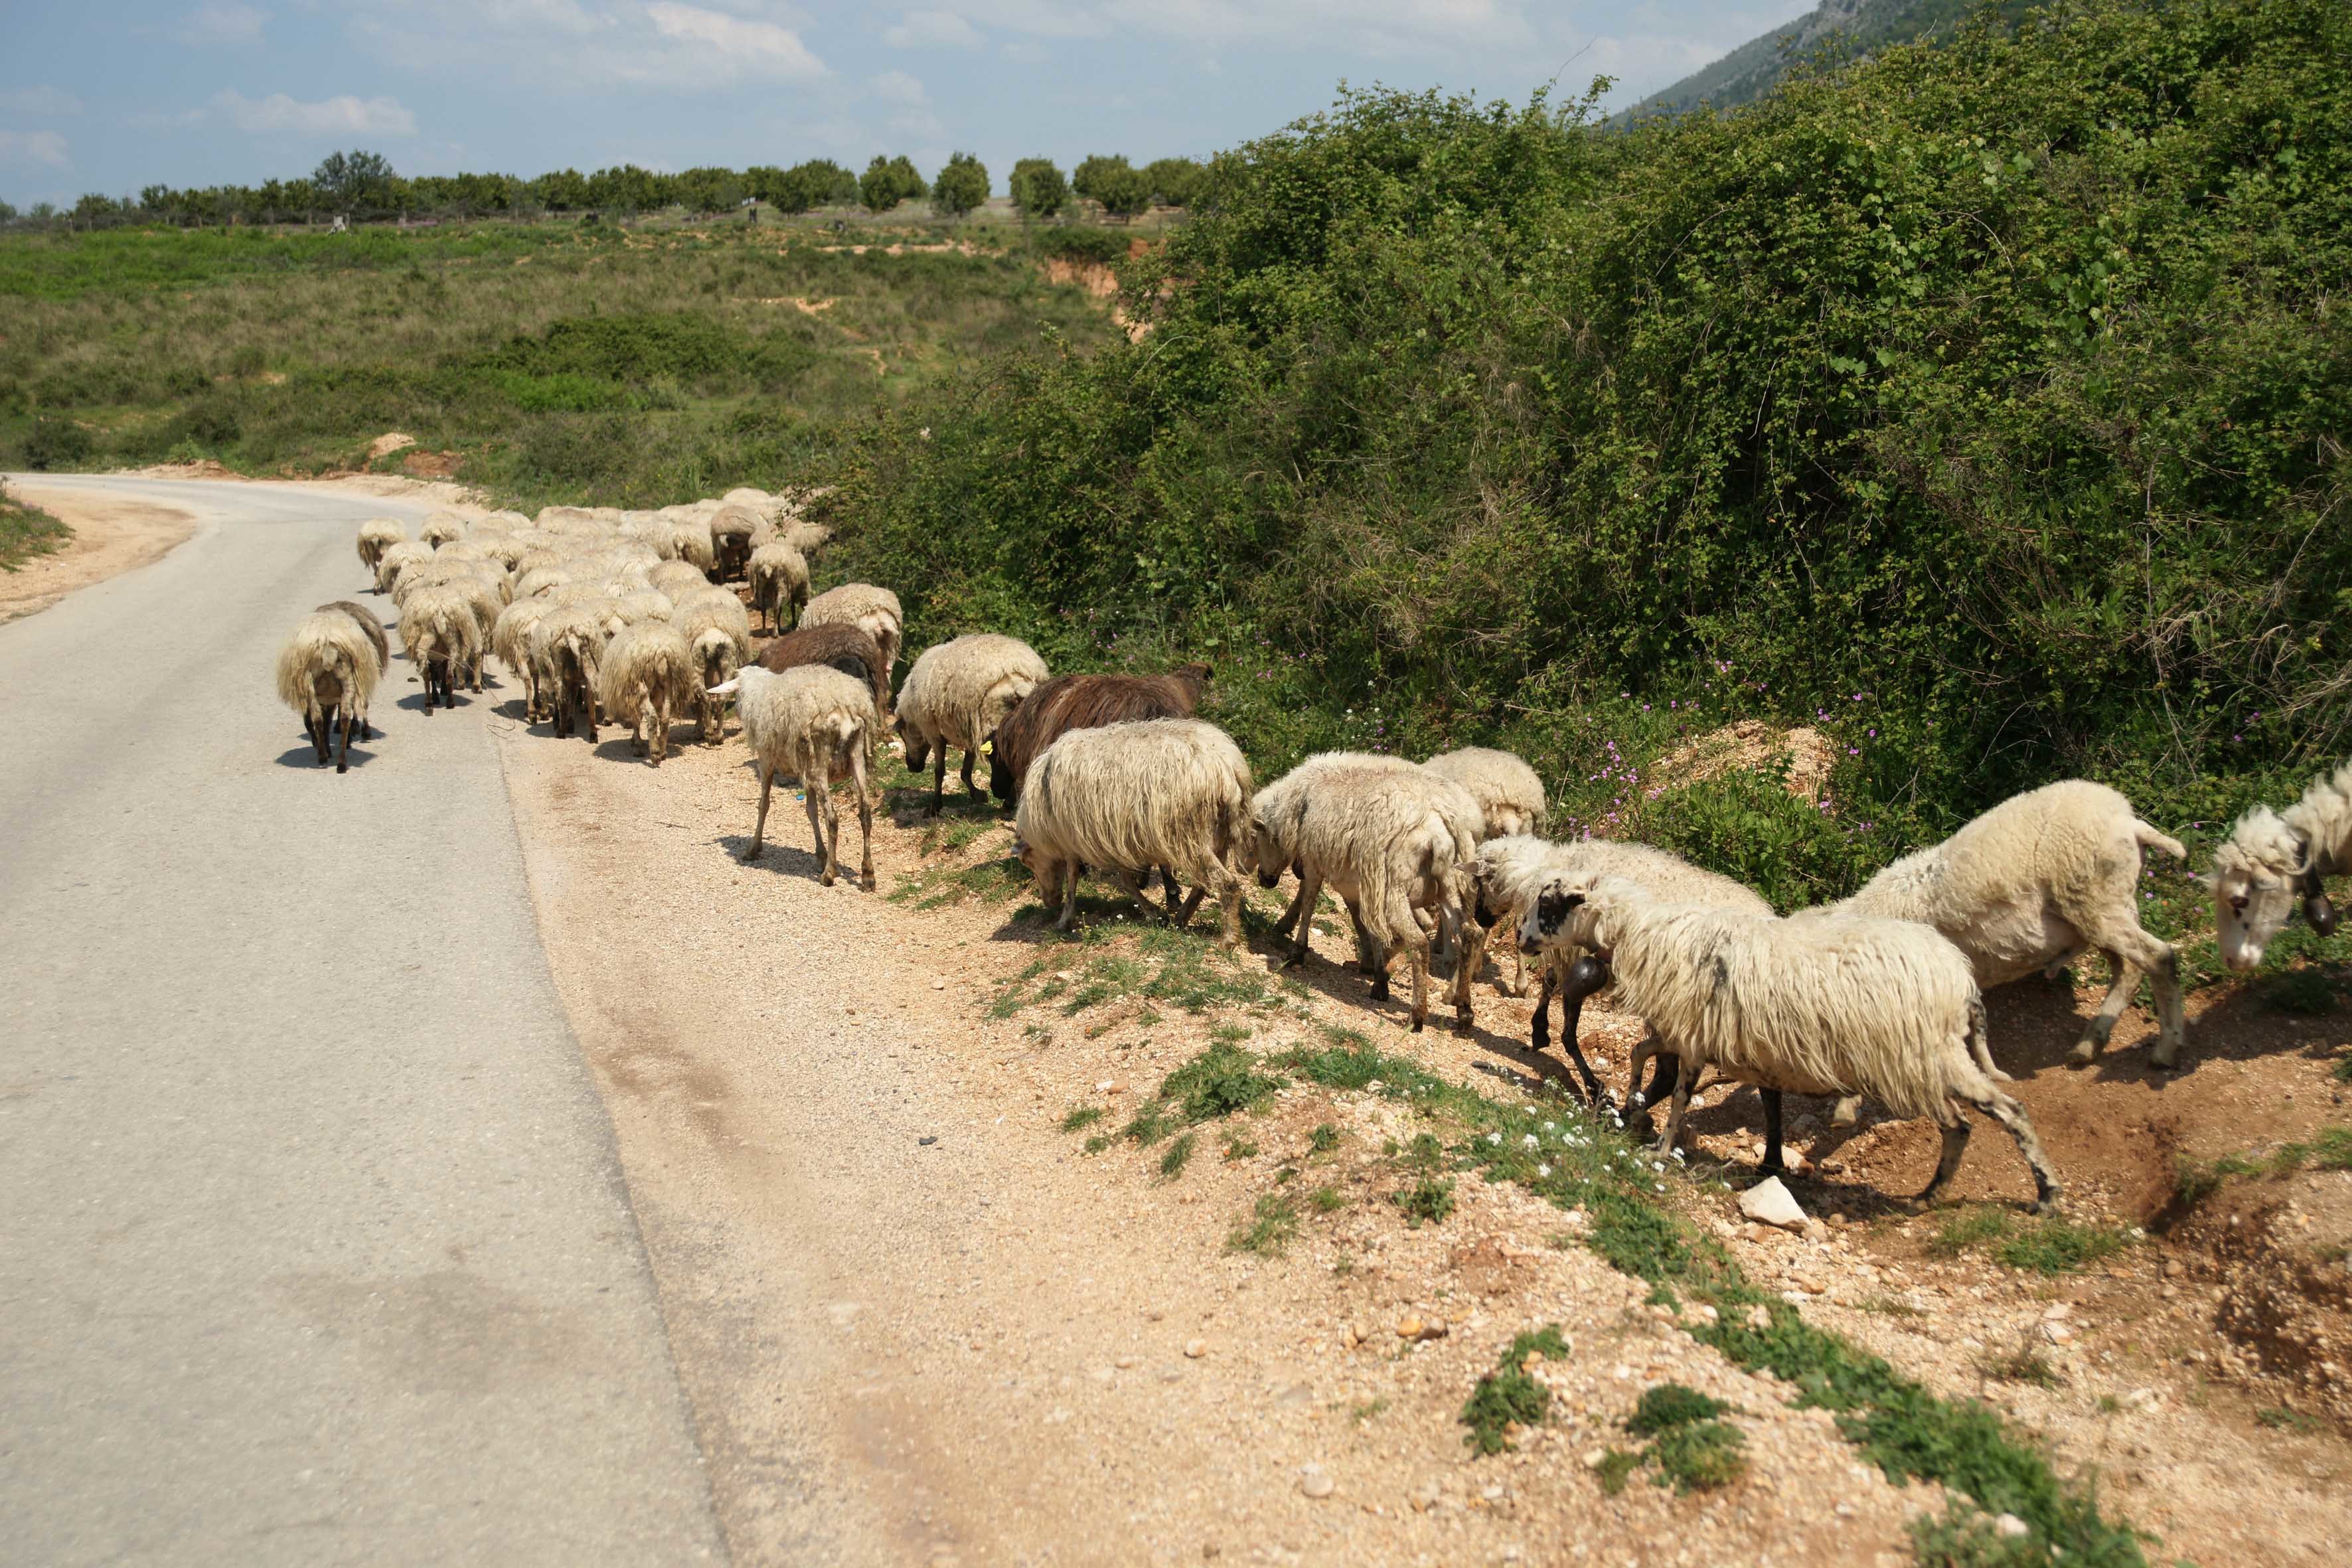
[2133, 820, 2187, 862]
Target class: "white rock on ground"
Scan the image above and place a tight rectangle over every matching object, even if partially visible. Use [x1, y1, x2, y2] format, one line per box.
[1738, 1176, 1808, 1229]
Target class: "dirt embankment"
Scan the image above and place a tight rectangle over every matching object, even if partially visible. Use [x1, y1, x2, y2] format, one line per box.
[477, 647, 2351, 1566]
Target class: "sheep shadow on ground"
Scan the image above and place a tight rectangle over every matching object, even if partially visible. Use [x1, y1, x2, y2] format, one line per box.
[393, 689, 471, 713]
[712, 831, 841, 886]
[272, 742, 378, 771]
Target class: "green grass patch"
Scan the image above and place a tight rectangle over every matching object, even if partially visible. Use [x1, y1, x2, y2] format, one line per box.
[1309, 1185, 1346, 1213]
[1227, 1194, 1297, 1255]
[1930, 1206, 2135, 1276]
[1158, 1132, 1196, 1180]
[1587, 1383, 1749, 1494]
[1982, 1344, 2063, 1389]
[1308, 1122, 1341, 1155]
[2260, 967, 2343, 1016]
[0, 481, 70, 570]
[1459, 1326, 1570, 1454]
[1059, 1105, 1104, 1134]
[2254, 1405, 2325, 1434]
[891, 854, 1029, 911]
[1223, 1134, 1259, 1161]
[1394, 1175, 1455, 1228]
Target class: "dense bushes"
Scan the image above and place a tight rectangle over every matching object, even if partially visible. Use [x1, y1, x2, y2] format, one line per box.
[835, 0, 2352, 876]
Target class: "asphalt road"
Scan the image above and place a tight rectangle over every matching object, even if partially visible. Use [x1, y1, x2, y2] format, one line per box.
[0, 477, 726, 1565]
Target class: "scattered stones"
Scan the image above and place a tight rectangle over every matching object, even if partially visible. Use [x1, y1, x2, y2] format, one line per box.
[2042, 1322, 2075, 1346]
[1299, 1465, 1335, 1499]
[1994, 1514, 2031, 1540]
[1792, 1273, 1828, 1295]
[1396, 1316, 1447, 1342]
[1582, 1448, 1610, 1470]
[2043, 1302, 2073, 1322]
[1739, 1176, 1808, 1230]
[2163, 1259, 2185, 1280]
[1184, 1338, 1210, 1358]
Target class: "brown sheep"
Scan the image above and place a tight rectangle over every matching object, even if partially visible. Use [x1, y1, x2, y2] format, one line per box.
[756, 622, 891, 716]
[990, 664, 1212, 808]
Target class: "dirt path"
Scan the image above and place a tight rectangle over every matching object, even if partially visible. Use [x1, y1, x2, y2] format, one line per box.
[479, 679, 2325, 1567]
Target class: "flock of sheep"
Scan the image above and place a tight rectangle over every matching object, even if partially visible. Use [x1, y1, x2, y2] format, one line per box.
[279, 495, 2352, 1216]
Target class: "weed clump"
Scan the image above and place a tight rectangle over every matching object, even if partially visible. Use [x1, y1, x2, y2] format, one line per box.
[1459, 1326, 1570, 1454]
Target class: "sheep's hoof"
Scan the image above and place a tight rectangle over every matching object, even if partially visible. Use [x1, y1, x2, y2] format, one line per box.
[1988, 1067, 2015, 1082]
[738, 847, 762, 864]
[820, 871, 837, 887]
[1452, 1014, 1475, 1037]
[1411, 1016, 1425, 1034]
[1281, 953, 1306, 971]
[2065, 1040, 2098, 1068]
[860, 874, 876, 892]
[335, 761, 348, 775]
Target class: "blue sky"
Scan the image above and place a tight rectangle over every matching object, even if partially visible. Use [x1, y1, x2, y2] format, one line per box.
[0, 1, 1812, 206]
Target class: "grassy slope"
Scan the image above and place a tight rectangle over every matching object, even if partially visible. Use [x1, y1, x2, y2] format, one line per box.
[0, 214, 1125, 507]
[0, 481, 70, 571]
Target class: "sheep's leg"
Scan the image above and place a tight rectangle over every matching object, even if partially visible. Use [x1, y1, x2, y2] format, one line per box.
[1449, 912, 1482, 1034]
[1109, 866, 1156, 922]
[650, 691, 669, 767]
[1283, 868, 1325, 968]
[1405, 932, 1430, 1034]
[744, 761, 776, 861]
[928, 746, 946, 817]
[2077, 926, 2184, 1069]
[805, 778, 835, 886]
[959, 749, 978, 798]
[1275, 868, 1309, 938]
[850, 744, 875, 892]
[1171, 877, 1207, 931]
[307, 709, 328, 765]
[1915, 1117, 1973, 1210]
[1342, 897, 1379, 975]
[1208, 863, 1242, 951]
[1058, 860, 1081, 931]
[335, 706, 353, 775]
[2067, 949, 2140, 1067]
[1549, 955, 1614, 1107]
[1529, 963, 1557, 1055]
[1956, 1086, 2062, 1215]
[1758, 1089, 1785, 1176]
[1626, 1049, 1678, 1133]
[1653, 1063, 1697, 1159]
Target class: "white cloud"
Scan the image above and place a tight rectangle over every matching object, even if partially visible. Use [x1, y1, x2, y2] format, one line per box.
[1098, 0, 1538, 53]
[868, 68, 929, 106]
[210, 90, 419, 136]
[0, 86, 84, 118]
[645, 3, 828, 80]
[950, 1, 1109, 39]
[885, 9, 983, 48]
[179, 3, 269, 45]
[0, 129, 72, 169]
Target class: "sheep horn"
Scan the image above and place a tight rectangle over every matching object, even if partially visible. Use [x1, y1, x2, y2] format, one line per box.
[706, 677, 742, 698]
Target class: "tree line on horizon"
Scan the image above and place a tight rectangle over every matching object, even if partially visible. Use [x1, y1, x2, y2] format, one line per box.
[0, 149, 1209, 230]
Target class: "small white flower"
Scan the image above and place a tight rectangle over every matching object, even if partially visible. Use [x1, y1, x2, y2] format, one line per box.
[1652, 1161, 1665, 1172]
[1542, 1121, 1557, 1133]
[1670, 1149, 1686, 1162]
[1522, 1134, 1539, 1149]
[1537, 1164, 1552, 1178]
[1487, 1132, 1502, 1145]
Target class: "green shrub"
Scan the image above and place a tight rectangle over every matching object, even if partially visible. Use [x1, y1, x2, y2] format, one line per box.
[21, 416, 94, 470]
[932, 153, 990, 218]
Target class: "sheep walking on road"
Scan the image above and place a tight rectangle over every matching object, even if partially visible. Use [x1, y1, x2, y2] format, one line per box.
[355, 517, 406, 578]
[990, 665, 1212, 808]
[708, 504, 761, 584]
[2211, 760, 2351, 969]
[491, 599, 554, 722]
[1555, 878, 2061, 1213]
[747, 541, 810, 633]
[277, 610, 380, 772]
[714, 666, 879, 890]
[315, 600, 390, 682]
[374, 540, 432, 597]
[398, 585, 482, 714]
[800, 584, 904, 700]
[1249, 753, 1421, 953]
[531, 603, 611, 743]
[894, 633, 1051, 815]
[597, 621, 696, 766]
[1014, 718, 1254, 947]
[674, 592, 753, 744]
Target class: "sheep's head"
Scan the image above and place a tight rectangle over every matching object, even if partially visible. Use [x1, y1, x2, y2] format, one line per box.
[1518, 880, 1583, 957]
[896, 714, 931, 771]
[2211, 807, 2309, 971]
[1244, 810, 1283, 888]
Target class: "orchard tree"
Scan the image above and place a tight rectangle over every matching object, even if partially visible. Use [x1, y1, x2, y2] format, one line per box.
[1008, 157, 1068, 218]
[1093, 163, 1150, 220]
[313, 149, 396, 214]
[1070, 153, 1129, 204]
[860, 155, 926, 212]
[931, 151, 988, 217]
[1141, 157, 1206, 209]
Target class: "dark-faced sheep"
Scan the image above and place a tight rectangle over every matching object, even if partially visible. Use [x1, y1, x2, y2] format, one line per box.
[894, 633, 1052, 815]
[712, 665, 879, 890]
[1551, 877, 2061, 1213]
[990, 664, 1212, 809]
[399, 585, 483, 714]
[1014, 718, 1254, 947]
[277, 611, 380, 772]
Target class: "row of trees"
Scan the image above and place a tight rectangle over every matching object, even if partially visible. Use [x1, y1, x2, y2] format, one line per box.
[5, 149, 1210, 231]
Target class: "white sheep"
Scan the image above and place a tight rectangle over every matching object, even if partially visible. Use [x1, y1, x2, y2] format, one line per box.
[1014, 717, 1255, 947]
[674, 592, 753, 743]
[355, 516, 406, 577]
[418, 511, 467, 549]
[1508, 838, 1774, 1103]
[2210, 760, 2351, 969]
[711, 665, 878, 889]
[894, 633, 1051, 815]
[747, 541, 810, 633]
[530, 602, 612, 742]
[783, 519, 832, 559]
[491, 598, 555, 722]
[314, 599, 389, 681]
[1424, 747, 1546, 838]
[800, 584, 903, 698]
[1555, 876, 2061, 1212]
[597, 621, 696, 766]
[399, 585, 484, 712]
[514, 565, 574, 601]
[708, 504, 761, 582]
[649, 559, 712, 603]
[1245, 759, 1482, 1031]
[1828, 779, 2187, 1074]
[374, 539, 433, 596]
[1247, 751, 1421, 953]
[276, 610, 380, 772]
[666, 516, 717, 576]
[611, 589, 676, 627]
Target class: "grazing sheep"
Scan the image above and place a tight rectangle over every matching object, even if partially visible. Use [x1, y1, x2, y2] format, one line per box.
[418, 511, 467, 549]
[1510, 839, 1776, 1103]
[666, 517, 717, 575]
[747, 541, 809, 633]
[1245, 761, 1481, 1032]
[1554, 878, 2061, 1212]
[1830, 779, 2187, 1074]
[611, 589, 677, 627]
[713, 665, 879, 889]
[276, 611, 380, 772]
[597, 621, 696, 766]
[355, 516, 406, 576]
[1247, 752, 1421, 945]
[708, 504, 761, 583]
[990, 664, 1212, 807]
[531, 602, 612, 742]
[674, 593, 753, 743]
[799, 584, 904, 696]
[400, 585, 483, 712]
[374, 539, 433, 596]
[757, 621, 892, 717]
[783, 520, 832, 559]
[314, 599, 389, 680]
[2211, 760, 2352, 969]
[649, 559, 710, 602]
[491, 599, 555, 722]
[1423, 747, 1546, 838]
[1015, 718, 1254, 947]
[894, 633, 1051, 815]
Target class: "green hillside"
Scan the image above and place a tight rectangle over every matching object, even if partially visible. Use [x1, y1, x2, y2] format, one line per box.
[1631, 0, 2038, 117]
